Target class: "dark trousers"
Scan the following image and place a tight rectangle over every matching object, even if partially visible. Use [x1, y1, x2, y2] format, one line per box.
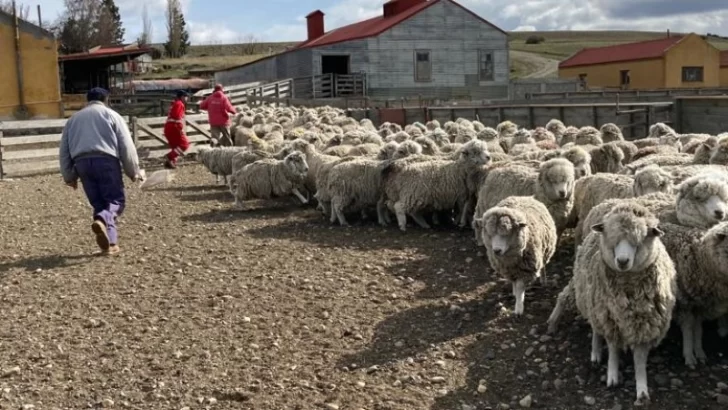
[75, 156, 126, 244]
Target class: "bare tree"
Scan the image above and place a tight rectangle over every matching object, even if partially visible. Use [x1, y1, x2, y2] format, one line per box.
[137, 4, 153, 46]
[0, 0, 31, 20]
[240, 34, 259, 55]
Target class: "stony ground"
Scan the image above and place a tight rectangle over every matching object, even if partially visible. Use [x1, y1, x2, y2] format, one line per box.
[0, 164, 726, 410]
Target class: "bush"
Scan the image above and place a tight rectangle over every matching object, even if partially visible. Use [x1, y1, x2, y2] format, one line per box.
[525, 35, 546, 45]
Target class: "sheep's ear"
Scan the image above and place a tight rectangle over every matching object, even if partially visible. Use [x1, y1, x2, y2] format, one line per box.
[649, 226, 664, 237]
[591, 223, 604, 233]
[473, 217, 483, 229]
[518, 222, 528, 229]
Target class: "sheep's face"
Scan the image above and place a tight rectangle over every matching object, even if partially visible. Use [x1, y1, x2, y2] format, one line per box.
[531, 127, 555, 142]
[703, 222, 728, 264]
[285, 152, 309, 177]
[649, 123, 673, 139]
[573, 161, 591, 179]
[539, 160, 575, 201]
[392, 141, 422, 160]
[477, 128, 498, 142]
[677, 175, 728, 227]
[479, 211, 528, 257]
[458, 141, 491, 167]
[709, 142, 728, 165]
[512, 129, 534, 145]
[414, 137, 438, 156]
[496, 121, 517, 138]
[425, 120, 440, 131]
[600, 145, 626, 173]
[633, 167, 672, 196]
[377, 142, 399, 160]
[592, 207, 663, 273]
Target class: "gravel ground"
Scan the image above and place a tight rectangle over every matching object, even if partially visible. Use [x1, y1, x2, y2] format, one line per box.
[0, 164, 726, 410]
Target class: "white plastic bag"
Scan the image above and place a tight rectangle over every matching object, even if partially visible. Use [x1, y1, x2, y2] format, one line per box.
[139, 169, 174, 190]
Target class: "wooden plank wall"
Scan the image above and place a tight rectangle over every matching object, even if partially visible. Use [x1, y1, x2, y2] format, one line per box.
[673, 96, 728, 135]
[0, 114, 212, 179]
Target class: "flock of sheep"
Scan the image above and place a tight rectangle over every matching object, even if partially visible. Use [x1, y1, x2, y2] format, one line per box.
[194, 104, 728, 405]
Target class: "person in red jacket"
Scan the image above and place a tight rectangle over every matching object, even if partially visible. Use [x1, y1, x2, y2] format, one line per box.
[199, 84, 236, 146]
[163, 90, 189, 169]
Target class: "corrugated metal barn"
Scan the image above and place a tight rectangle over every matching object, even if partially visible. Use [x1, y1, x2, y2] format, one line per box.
[215, 0, 510, 100]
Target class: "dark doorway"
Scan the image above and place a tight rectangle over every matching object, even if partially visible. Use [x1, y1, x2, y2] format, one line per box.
[321, 55, 350, 75]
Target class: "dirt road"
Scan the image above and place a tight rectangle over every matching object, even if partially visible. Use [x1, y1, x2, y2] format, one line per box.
[511, 50, 560, 78]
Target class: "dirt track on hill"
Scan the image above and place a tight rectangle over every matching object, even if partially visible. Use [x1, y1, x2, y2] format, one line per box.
[511, 51, 559, 79]
[0, 165, 726, 409]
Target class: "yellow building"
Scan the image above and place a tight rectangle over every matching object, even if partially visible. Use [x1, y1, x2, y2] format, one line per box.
[720, 51, 728, 87]
[0, 9, 62, 120]
[558, 33, 722, 90]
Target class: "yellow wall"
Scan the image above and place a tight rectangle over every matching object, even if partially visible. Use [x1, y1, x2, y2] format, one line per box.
[0, 17, 62, 120]
[558, 58, 665, 90]
[663, 34, 721, 88]
[720, 67, 728, 87]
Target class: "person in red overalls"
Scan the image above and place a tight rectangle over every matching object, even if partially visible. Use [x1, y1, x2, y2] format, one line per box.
[163, 90, 190, 169]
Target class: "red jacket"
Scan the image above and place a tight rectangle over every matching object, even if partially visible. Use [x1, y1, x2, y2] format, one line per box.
[164, 99, 186, 135]
[200, 90, 236, 127]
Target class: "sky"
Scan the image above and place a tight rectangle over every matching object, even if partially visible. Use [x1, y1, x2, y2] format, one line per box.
[24, 0, 728, 45]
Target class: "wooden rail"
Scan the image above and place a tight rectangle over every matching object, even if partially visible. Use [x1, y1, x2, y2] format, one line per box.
[0, 113, 213, 179]
[526, 87, 728, 101]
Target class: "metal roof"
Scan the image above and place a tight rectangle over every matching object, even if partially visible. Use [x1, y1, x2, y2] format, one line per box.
[558, 35, 687, 69]
[59, 45, 154, 62]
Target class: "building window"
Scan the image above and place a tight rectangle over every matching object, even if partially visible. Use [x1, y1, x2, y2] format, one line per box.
[682, 66, 704, 82]
[414, 50, 431, 82]
[479, 50, 494, 81]
[620, 70, 630, 88]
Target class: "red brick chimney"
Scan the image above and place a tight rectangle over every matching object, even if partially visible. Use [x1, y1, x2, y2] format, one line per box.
[306, 10, 325, 41]
[383, 0, 426, 17]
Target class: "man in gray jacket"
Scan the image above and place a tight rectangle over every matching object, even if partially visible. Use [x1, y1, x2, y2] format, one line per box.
[59, 87, 143, 255]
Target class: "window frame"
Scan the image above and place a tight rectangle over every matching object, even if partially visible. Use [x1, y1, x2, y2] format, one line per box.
[478, 50, 495, 82]
[414, 49, 432, 83]
[682, 66, 704, 83]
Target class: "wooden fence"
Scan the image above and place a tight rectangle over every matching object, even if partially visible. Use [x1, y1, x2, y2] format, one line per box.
[63, 93, 174, 118]
[526, 87, 728, 102]
[0, 114, 213, 179]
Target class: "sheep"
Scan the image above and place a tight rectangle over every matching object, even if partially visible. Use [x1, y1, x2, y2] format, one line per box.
[229, 151, 309, 209]
[531, 127, 556, 142]
[496, 120, 517, 139]
[474, 196, 557, 315]
[547, 203, 677, 405]
[631, 144, 681, 162]
[382, 140, 491, 231]
[620, 154, 695, 174]
[326, 158, 390, 226]
[576, 174, 728, 246]
[196, 145, 247, 184]
[545, 119, 566, 139]
[562, 146, 592, 179]
[477, 127, 498, 141]
[599, 123, 624, 142]
[660, 164, 728, 184]
[559, 126, 579, 146]
[472, 158, 575, 244]
[575, 126, 603, 146]
[587, 142, 625, 174]
[573, 173, 637, 227]
[659, 221, 728, 367]
[233, 126, 256, 147]
[648, 122, 675, 138]
[633, 164, 674, 196]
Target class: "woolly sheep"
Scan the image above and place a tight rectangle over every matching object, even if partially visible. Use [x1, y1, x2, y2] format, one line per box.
[659, 221, 728, 367]
[545, 119, 566, 142]
[474, 196, 557, 315]
[496, 120, 517, 139]
[620, 154, 695, 174]
[547, 203, 676, 405]
[196, 146, 247, 184]
[573, 173, 638, 228]
[599, 123, 624, 142]
[473, 158, 575, 244]
[575, 126, 603, 146]
[587, 142, 625, 174]
[230, 151, 309, 209]
[382, 140, 491, 231]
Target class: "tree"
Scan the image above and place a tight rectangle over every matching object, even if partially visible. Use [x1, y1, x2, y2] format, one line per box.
[137, 4, 153, 46]
[240, 34, 259, 55]
[0, 1, 30, 20]
[97, 0, 124, 45]
[164, 0, 190, 57]
[56, 0, 126, 54]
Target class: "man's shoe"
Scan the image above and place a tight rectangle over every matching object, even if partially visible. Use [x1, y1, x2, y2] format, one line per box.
[164, 159, 177, 169]
[104, 245, 121, 255]
[91, 221, 110, 251]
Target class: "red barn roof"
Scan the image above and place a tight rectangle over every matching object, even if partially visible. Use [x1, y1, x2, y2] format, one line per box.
[217, 0, 506, 73]
[59, 44, 154, 62]
[295, 0, 504, 49]
[558, 35, 686, 69]
[721, 50, 728, 67]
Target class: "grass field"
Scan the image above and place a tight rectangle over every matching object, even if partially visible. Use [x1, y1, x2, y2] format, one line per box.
[141, 31, 728, 80]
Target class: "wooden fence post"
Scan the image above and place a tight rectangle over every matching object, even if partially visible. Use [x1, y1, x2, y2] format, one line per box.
[131, 116, 138, 145]
[0, 130, 4, 180]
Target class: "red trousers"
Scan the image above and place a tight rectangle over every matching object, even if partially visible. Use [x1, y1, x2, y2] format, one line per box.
[163, 123, 190, 163]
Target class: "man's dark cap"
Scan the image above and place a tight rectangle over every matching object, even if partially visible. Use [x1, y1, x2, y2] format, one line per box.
[176, 90, 190, 98]
[87, 87, 109, 101]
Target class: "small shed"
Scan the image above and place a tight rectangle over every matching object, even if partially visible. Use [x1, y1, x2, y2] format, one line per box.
[58, 44, 154, 94]
[0, 9, 62, 120]
[558, 33, 723, 90]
